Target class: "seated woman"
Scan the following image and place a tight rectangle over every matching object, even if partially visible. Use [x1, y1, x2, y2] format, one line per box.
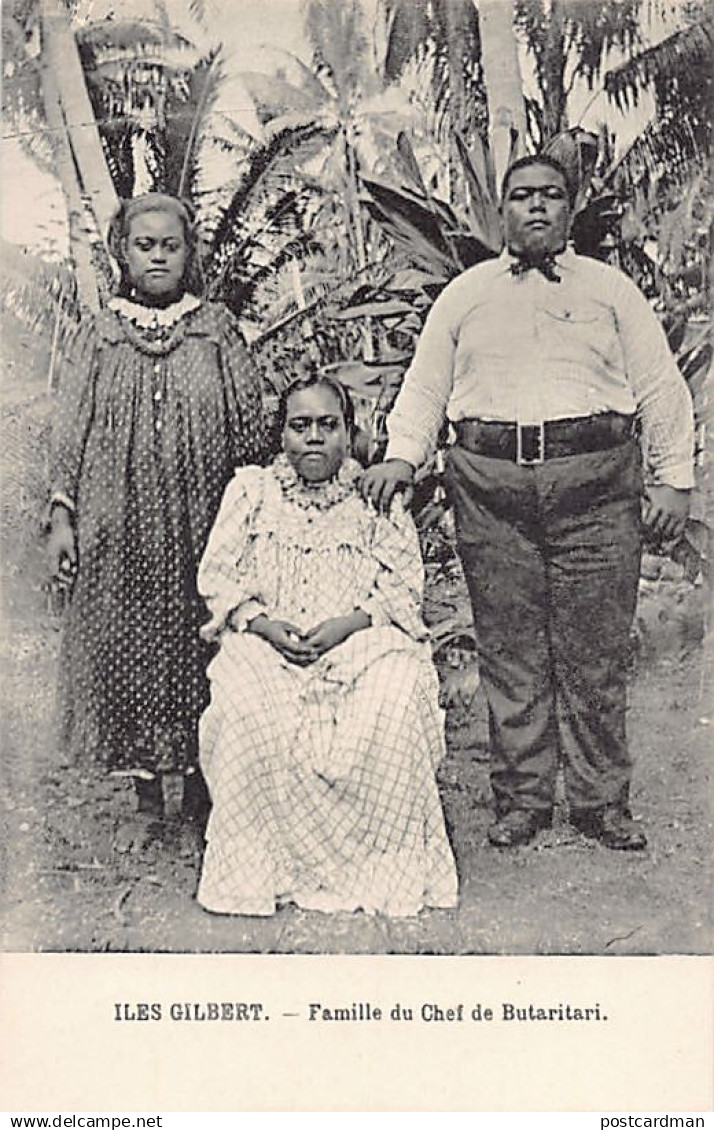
[196, 372, 458, 917]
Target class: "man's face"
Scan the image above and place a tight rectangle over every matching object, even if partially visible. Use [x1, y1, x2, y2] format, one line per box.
[502, 164, 571, 259]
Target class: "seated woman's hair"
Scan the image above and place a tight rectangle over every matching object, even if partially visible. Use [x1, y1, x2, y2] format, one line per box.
[274, 369, 356, 439]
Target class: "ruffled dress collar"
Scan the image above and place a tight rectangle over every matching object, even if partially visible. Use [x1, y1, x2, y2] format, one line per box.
[108, 293, 201, 327]
[106, 293, 202, 356]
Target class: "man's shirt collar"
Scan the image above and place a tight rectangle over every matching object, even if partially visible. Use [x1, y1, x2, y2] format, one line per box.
[499, 245, 577, 271]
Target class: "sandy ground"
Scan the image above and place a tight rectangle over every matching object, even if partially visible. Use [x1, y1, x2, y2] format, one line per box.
[1, 306, 711, 955]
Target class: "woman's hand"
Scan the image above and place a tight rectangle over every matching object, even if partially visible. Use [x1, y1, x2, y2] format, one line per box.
[47, 507, 78, 590]
[249, 611, 370, 664]
[247, 614, 314, 666]
[303, 610, 371, 659]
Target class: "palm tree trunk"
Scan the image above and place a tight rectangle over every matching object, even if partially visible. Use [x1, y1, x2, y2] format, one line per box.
[41, 0, 117, 289]
[477, 0, 527, 193]
[541, 0, 568, 141]
[345, 137, 367, 272]
[290, 257, 314, 340]
[446, 0, 466, 135]
[445, 0, 467, 204]
[39, 37, 100, 311]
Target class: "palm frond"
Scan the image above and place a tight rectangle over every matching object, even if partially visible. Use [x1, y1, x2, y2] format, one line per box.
[100, 123, 136, 198]
[1, 246, 82, 356]
[77, 13, 208, 137]
[76, 13, 224, 200]
[245, 232, 324, 299]
[76, 18, 198, 58]
[3, 4, 55, 171]
[603, 113, 710, 208]
[515, 0, 642, 138]
[187, 0, 209, 26]
[382, 0, 433, 79]
[604, 17, 714, 111]
[206, 123, 334, 260]
[516, 0, 642, 90]
[382, 0, 479, 80]
[304, 0, 370, 98]
[361, 174, 495, 279]
[561, 0, 642, 87]
[3, 101, 56, 172]
[174, 48, 223, 199]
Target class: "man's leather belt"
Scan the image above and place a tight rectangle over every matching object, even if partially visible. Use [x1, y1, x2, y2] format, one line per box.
[454, 412, 636, 466]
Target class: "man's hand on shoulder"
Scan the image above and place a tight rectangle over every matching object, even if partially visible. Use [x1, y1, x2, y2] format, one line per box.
[360, 458, 415, 514]
[643, 485, 691, 542]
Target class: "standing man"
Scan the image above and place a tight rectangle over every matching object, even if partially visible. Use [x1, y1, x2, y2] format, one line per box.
[362, 155, 694, 850]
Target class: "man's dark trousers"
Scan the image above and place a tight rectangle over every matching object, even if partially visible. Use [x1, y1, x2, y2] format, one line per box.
[445, 439, 643, 816]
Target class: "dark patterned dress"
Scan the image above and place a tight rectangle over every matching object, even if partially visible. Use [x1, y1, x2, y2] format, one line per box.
[50, 295, 265, 776]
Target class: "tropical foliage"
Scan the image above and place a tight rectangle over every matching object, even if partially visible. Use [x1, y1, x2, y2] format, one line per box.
[514, 0, 643, 145]
[381, 0, 488, 196]
[3, 0, 710, 627]
[3, 0, 56, 172]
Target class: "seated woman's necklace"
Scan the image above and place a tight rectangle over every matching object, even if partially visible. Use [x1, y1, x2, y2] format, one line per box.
[273, 454, 362, 512]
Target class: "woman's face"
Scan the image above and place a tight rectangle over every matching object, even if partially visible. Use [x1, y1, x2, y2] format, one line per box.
[282, 385, 349, 484]
[123, 210, 188, 303]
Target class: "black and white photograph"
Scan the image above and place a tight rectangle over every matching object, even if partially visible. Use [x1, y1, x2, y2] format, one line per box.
[0, 0, 711, 1113]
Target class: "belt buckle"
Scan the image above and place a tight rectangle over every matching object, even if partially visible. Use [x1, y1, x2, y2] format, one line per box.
[516, 421, 545, 465]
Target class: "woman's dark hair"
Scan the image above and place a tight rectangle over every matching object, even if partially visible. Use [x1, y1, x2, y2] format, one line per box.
[500, 154, 576, 209]
[275, 370, 356, 440]
[107, 193, 201, 298]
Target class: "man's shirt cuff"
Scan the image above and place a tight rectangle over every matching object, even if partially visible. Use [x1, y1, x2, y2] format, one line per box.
[384, 439, 423, 468]
[648, 462, 695, 490]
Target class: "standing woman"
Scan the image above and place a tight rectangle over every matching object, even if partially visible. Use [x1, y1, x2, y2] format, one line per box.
[47, 193, 265, 850]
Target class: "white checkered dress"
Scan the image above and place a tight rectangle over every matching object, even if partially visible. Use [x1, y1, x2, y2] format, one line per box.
[195, 460, 458, 917]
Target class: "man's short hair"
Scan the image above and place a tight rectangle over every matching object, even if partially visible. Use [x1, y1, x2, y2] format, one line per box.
[500, 155, 576, 209]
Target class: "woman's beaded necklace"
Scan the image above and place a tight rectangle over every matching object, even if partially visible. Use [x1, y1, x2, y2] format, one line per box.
[272, 453, 362, 512]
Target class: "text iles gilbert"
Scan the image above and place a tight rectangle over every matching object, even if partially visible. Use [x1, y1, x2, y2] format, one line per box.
[114, 1001, 607, 1023]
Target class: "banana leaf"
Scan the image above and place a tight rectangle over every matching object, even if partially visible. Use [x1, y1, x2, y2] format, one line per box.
[362, 177, 459, 262]
[454, 131, 502, 252]
[326, 299, 414, 321]
[362, 176, 495, 279]
[396, 131, 430, 196]
[387, 267, 442, 292]
[322, 358, 409, 399]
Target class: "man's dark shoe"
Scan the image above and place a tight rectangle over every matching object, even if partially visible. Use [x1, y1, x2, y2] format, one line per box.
[488, 808, 551, 848]
[571, 804, 647, 850]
